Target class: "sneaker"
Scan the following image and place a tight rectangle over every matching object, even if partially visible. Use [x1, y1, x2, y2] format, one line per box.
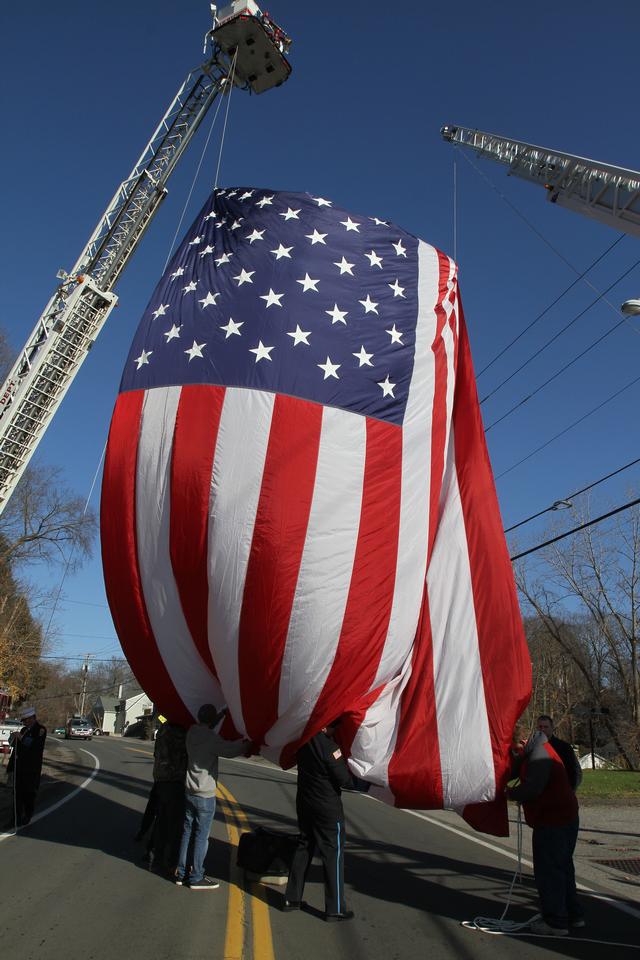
[325, 910, 355, 923]
[187, 876, 220, 890]
[529, 919, 568, 937]
[174, 874, 185, 886]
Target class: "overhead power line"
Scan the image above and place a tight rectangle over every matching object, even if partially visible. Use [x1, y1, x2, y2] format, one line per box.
[457, 147, 640, 333]
[481, 256, 640, 409]
[486, 314, 629, 433]
[495, 372, 640, 480]
[505, 455, 640, 533]
[477, 235, 625, 379]
[510, 495, 640, 561]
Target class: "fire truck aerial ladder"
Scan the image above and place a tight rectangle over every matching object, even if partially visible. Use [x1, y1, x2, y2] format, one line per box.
[0, 2, 292, 516]
[441, 125, 640, 240]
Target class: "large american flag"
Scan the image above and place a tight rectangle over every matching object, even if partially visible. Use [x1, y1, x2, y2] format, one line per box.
[101, 187, 531, 827]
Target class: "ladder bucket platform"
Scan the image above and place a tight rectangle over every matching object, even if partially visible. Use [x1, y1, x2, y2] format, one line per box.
[214, 4, 291, 94]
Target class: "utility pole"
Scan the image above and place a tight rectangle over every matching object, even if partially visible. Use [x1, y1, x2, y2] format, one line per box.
[79, 655, 91, 718]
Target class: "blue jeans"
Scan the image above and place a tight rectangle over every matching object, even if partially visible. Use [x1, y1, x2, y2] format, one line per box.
[532, 818, 582, 927]
[176, 793, 216, 883]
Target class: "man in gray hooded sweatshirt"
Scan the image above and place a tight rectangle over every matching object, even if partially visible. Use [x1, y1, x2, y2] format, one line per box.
[175, 704, 249, 889]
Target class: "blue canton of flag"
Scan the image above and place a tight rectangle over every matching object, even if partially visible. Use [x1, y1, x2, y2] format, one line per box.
[122, 188, 419, 426]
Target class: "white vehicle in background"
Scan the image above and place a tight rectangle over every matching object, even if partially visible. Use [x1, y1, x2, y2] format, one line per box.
[65, 717, 93, 741]
[0, 718, 21, 751]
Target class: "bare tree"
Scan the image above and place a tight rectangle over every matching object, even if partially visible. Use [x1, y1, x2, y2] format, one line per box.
[514, 501, 640, 768]
[0, 465, 95, 570]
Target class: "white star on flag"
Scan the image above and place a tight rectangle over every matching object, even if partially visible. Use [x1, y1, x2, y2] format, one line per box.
[386, 324, 404, 344]
[325, 304, 348, 325]
[389, 279, 406, 298]
[297, 273, 320, 293]
[306, 230, 327, 245]
[318, 356, 341, 379]
[353, 345, 374, 367]
[312, 196, 332, 207]
[246, 229, 265, 243]
[378, 375, 396, 397]
[287, 325, 311, 346]
[135, 349, 152, 369]
[199, 291, 219, 308]
[215, 252, 233, 266]
[271, 244, 293, 260]
[183, 281, 198, 294]
[260, 289, 284, 308]
[359, 294, 379, 314]
[392, 240, 407, 257]
[365, 251, 383, 268]
[250, 341, 274, 362]
[164, 325, 181, 342]
[152, 304, 170, 319]
[340, 217, 360, 232]
[169, 267, 185, 280]
[203, 210, 217, 221]
[230, 219, 243, 230]
[220, 318, 243, 338]
[188, 236, 203, 245]
[234, 269, 255, 286]
[185, 340, 206, 361]
[370, 216, 388, 226]
[239, 190, 254, 200]
[280, 208, 301, 220]
[334, 257, 355, 276]
[256, 195, 274, 207]
[199, 244, 215, 257]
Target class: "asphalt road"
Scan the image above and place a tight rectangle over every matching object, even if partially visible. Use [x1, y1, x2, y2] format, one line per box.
[0, 737, 638, 960]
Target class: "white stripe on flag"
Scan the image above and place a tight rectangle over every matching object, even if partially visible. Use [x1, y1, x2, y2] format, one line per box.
[351, 241, 442, 789]
[136, 387, 223, 715]
[207, 387, 275, 735]
[429, 432, 494, 806]
[267, 406, 366, 748]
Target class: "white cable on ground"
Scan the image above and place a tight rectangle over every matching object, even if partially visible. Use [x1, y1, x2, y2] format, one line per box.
[461, 804, 640, 948]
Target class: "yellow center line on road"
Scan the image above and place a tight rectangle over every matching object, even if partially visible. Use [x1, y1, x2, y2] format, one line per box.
[218, 781, 276, 960]
[124, 746, 154, 756]
[218, 792, 246, 960]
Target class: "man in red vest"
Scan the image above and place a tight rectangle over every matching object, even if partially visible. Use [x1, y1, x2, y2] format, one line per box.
[508, 728, 585, 936]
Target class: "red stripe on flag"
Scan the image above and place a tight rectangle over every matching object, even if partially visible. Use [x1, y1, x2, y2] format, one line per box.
[238, 395, 323, 741]
[169, 385, 224, 681]
[387, 588, 443, 807]
[453, 305, 531, 817]
[101, 391, 191, 725]
[427, 250, 453, 561]
[300, 417, 402, 741]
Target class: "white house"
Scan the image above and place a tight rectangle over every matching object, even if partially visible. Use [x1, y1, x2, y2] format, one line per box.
[91, 691, 153, 734]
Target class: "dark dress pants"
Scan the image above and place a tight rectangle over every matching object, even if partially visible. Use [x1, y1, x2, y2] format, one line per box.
[532, 817, 582, 926]
[286, 799, 346, 915]
[152, 781, 185, 871]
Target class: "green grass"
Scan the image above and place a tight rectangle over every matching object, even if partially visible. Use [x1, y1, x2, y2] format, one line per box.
[579, 769, 640, 800]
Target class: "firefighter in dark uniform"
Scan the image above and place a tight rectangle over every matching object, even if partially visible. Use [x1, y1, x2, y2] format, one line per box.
[7, 706, 47, 826]
[284, 721, 354, 921]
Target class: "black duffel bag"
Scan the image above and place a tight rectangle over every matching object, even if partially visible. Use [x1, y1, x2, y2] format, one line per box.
[237, 826, 301, 876]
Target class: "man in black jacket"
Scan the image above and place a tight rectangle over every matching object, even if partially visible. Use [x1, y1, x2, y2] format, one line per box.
[537, 715, 582, 791]
[7, 706, 47, 827]
[284, 722, 354, 921]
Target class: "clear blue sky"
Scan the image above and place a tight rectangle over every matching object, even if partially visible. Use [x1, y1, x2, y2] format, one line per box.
[1, 1, 638, 666]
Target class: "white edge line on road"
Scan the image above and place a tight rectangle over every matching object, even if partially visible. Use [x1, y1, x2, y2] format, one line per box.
[228, 758, 640, 922]
[0, 748, 100, 843]
[398, 807, 640, 923]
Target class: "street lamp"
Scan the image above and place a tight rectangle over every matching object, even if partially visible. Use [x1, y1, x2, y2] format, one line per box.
[621, 299, 640, 316]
